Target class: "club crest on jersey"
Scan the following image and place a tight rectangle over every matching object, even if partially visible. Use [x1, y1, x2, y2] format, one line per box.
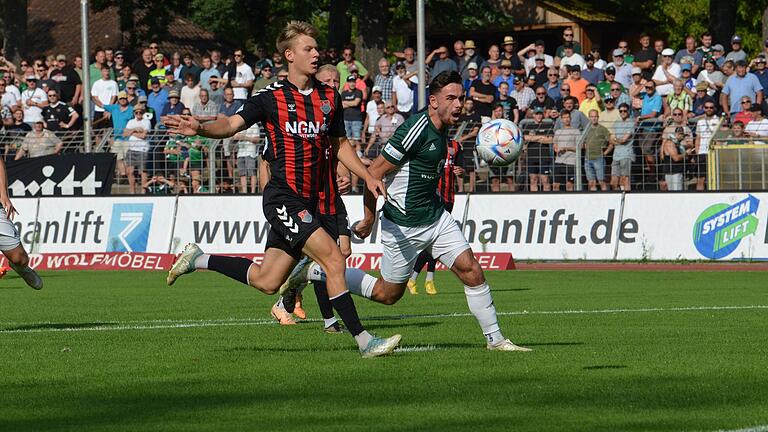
[287, 103, 296, 112]
[298, 209, 313, 223]
[320, 100, 331, 115]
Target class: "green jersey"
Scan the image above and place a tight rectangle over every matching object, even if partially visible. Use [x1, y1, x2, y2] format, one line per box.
[380, 111, 448, 227]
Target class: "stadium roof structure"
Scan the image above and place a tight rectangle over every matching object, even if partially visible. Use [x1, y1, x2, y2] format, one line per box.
[27, 0, 232, 61]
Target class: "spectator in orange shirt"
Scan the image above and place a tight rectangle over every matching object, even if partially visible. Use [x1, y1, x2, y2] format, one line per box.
[564, 65, 589, 103]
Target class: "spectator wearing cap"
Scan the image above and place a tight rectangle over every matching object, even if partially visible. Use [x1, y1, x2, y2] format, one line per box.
[147, 53, 169, 88]
[751, 56, 768, 94]
[519, 40, 554, 75]
[590, 45, 607, 70]
[675, 36, 704, 75]
[470, 66, 497, 118]
[501, 36, 525, 76]
[526, 56, 549, 89]
[726, 35, 747, 63]
[582, 54, 605, 85]
[90, 65, 118, 125]
[111, 50, 126, 77]
[392, 62, 414, 118]
[160, 89, 185, 124]
[344, 66, 368, 100]
[564, 65, 589, 103]
[608, 48, 633, 88]
[632, 33, 656, 81]
[711, 44, 726, 68]
[364, 86, 384, 139]
[697, 57, 725, 97]
[722, 60, 763, 116]
[596, 66, 617, 97]
[208, 77, 224, 106]
[508, 76, 533, 115]
[652, 48, 681, 96]
[374, 58, 395, 102]
[164, 69, 183, 95]
[49, 54, 82, 108]
[732, 96, 754, 126]
[558, 43, 585, 78]
[493, 59, 515, 90]
[680, 63, 697, 95]
[458, 40, 485, 81]
[123, 105, 152, 194]
[555, 26, 583, 59]
[147, 77, 169, 120]
[629, 67, 647, 115]
[599, 94, 621, 125]
[481, 45, 503, 80]
[102, 92, 132, 154]
[251, 63, 275, 94]
[745, 103, 768, 137]
[691, 81, 716, 117]
[15, 120, 62, 160]
[337, 45, 369, 85]
[463, 62, 480, 98]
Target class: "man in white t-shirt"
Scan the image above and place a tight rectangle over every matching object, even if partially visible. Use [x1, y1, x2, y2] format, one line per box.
[21, 75, 48, 125]
[392, 63, 414, 117]
[123, 106, 152, 194]
[224, 49, 255, 101]
[744, 104, 768, 137]
[91, 66, 119, 124]
[233, 123, 260, 193]
[364, 86, 383, 138]
[694, 101, 720, 190]
[652, 48, 681, 96]
[0, 80, 19, 110]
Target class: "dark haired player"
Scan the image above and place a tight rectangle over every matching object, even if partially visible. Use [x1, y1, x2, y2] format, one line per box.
[285, 71, 531, 351]
[163, 21, 400, 358]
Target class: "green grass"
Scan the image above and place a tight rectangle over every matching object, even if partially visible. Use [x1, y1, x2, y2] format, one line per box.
[1, 270, 767, 431]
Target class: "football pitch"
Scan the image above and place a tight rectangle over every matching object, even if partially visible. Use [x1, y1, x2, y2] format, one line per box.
[1, 268, 767, 431]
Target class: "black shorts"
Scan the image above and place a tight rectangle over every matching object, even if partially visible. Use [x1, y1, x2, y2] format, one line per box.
[695, 154, 708, 177]
[444, 202, 454, 213]
[554, 163, 576, 184]
[527, 154, 552, 175]
[317, 197, 351, 240]
[263, 184, 321, 261]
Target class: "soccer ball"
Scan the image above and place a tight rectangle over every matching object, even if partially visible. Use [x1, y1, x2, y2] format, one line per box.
[475, 119, 524, 166]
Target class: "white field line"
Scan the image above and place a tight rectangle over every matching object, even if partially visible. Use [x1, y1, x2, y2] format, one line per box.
[0, 305, 766, 335]
[705, 426, 768, 432]
[394, 345, 438, 353]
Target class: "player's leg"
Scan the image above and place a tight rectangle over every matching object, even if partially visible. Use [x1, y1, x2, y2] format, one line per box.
[407, 251, 429, 295]
[424, 254, 438, 295]
[0, 212, 42, 290]
[430, 212, 530, 352]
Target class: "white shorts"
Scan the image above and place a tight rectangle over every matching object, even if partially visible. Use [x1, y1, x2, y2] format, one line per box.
[0, 207, 21, 251]
[380, 210, 470, 283]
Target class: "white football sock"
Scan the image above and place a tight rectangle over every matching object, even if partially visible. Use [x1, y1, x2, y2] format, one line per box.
[324, 317, 338, 328]
[464, 282, 505, 344]
[410, 271, 419, 281]
[307, 262, 326, 282]
[354, 330, 374, 350]
[344, 268, 376, 299]
[194, 254, 210, 269]
[426, 271, 435, 282]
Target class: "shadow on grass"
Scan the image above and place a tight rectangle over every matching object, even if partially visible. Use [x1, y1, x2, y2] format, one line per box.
[523, 341, 584, 347]
[583, 365, 629, 370]
[436, 288, 532, 295]
[365, 321, 442, 331]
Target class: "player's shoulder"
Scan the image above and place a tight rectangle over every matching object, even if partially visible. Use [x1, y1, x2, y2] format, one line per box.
[251, 81, 286, 99]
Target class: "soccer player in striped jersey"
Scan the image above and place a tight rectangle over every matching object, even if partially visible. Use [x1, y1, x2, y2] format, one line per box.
[406, 138, 464, 295]
[164, 21, 400, 358]
[284, 71, 530, 352]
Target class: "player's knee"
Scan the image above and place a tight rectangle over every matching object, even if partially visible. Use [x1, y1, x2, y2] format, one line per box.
[380, 287, 404, 305]
[7, 248, 28, 267]
[458, 258, 484, 286]
[319, 251, 346, 276]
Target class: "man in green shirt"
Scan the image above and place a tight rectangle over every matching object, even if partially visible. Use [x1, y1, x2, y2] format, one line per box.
[583, 109, 612, 191]
[289, 71, 531, 352]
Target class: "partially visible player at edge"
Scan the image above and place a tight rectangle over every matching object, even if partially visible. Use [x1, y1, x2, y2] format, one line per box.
[270, 64, 351, 332]
[163, 21, 401, 358]
[0, 158, 43, 289]
[406, 138, 464, 295]
[284, 71, 531, 352]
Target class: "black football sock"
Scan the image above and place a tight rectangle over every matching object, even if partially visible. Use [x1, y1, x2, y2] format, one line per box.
[207, 255, 253, 285]
[313, 281, 336, 320]
[427, 256, 437, 272]
[330, 291, 365, 336]
[413, 251, 429, 274]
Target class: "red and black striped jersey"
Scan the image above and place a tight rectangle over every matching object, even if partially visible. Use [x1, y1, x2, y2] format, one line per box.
[317, 146, 340, 215]
[438, 139, 463, 204]
[238, 78, 345, 199]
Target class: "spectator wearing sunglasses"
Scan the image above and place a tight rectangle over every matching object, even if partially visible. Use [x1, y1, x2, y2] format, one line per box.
[41, 89, 78, 131]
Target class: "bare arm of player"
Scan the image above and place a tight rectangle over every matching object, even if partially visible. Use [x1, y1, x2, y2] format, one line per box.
[354, 155, 397, 239]
[332, 136, 386, 199]
[259, 159, 271, 190]
[164, 114, 246, 139]
[336, 163, 352, 194]
[0, 158, 16, 219]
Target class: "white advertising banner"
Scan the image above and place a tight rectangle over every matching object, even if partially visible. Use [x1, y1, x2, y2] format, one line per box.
[8, 198, 39, 250]
[30, 196, 176, 254]
[618, 192, 768, 260]
[461, 194, 628, 260]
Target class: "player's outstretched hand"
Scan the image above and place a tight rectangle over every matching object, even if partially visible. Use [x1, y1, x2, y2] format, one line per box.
[353, 217, 374, 239]
[1, 195, 17, 220]
[164, 115, 200, 136]
[366, 178, 387, 200]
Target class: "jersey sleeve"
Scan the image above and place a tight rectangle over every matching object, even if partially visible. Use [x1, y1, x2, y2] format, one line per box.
[328, 90, 346, 138]
[236, 92, 270, 127]
[381, 119, 420, 166]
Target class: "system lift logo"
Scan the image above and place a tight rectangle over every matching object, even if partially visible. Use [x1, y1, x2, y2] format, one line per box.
[693, 195, 760, 259]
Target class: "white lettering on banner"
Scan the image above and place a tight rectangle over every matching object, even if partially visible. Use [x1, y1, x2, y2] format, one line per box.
[9, 166, 103, 196]
[701, 201, 751, 235]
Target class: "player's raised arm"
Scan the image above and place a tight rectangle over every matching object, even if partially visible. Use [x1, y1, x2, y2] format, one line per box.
[164, 114, 247, 139]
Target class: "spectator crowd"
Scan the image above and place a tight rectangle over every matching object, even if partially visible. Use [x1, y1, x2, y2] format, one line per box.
[1, 27, 767, 193]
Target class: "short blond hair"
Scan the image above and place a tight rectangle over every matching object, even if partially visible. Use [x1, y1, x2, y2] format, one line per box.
[276, 21, 319, 55]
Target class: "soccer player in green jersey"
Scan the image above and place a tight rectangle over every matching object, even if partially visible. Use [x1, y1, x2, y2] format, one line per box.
[284, 71, 530, 352]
